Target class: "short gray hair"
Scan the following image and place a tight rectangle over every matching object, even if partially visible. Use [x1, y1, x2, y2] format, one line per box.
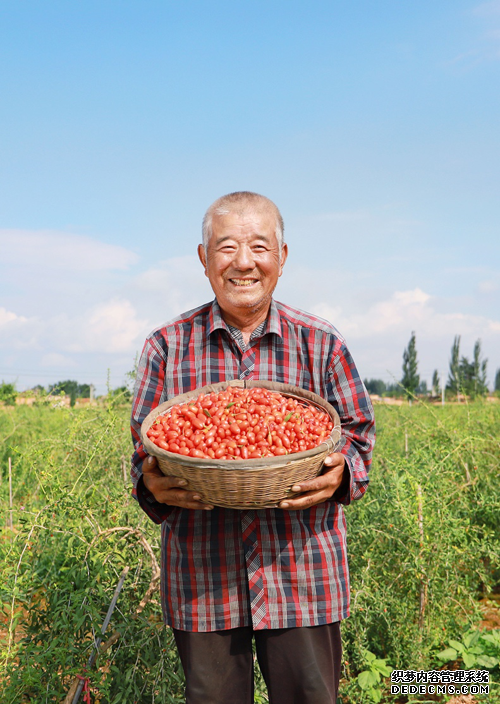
[202, 191, 284, 252]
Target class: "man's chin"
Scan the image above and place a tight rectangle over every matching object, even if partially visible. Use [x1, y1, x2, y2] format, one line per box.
[221, 292, 273, 315]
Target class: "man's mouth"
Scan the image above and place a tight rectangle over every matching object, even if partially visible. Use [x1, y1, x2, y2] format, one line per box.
[229, 278, 259, 287]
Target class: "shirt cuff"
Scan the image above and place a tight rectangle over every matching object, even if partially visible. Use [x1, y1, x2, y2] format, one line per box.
[136, 475, 173, 524]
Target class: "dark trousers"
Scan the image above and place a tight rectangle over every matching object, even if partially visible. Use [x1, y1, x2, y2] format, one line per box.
[173, 622, 342, 704]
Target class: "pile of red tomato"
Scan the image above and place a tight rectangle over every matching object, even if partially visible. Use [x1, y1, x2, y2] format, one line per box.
[146, 386, 334, 460]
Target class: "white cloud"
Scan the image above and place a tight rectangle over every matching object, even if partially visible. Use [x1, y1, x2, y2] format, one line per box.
[0, 307, 27, 327]
[82, 298, 150, 353]
[310, 287, 500, 341]
[0, 229, 138, 272]
[305, 287, 500, 384]
[0, 298, 149, 358]
[1, 249, 499, 391]
[43, 299, 151, 355]
[128, 255, 214, 325]
[479, 279, 499, 293]
[0, 255, 208, 362]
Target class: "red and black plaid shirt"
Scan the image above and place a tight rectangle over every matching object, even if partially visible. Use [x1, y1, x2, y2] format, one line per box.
[131, 299, 375, 632]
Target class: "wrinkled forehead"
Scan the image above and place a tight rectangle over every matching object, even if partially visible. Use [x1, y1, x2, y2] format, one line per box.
[209, 204, 280, 241]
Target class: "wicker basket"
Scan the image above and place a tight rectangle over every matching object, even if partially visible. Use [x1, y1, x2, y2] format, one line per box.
[140, 380, 341, 509]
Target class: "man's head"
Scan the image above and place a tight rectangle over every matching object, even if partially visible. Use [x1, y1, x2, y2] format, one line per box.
[198, 191, 288, 330]
[201, 191, 284, 258]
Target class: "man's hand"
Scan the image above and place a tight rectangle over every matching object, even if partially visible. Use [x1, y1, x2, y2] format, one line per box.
[142, 456, 214, 510]
[278, 452, 347, 511]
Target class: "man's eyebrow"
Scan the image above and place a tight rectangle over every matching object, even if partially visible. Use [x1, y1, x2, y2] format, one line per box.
[214, 235, 272, 245]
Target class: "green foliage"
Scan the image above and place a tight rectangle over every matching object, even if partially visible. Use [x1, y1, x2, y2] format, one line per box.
[48, 379, 91, 406]
[436, 628, 500, 671]
[356, 651, 393, 703]
[458, 339, 488, 398]
[342, 401, 500, 702]
[364, 379, 387, 396]
[108, 386, 132, 403]
[32, 384, 45, 393]
[447, 336, 488, 398]
[0, 381, 17, 406]
[401, 331, 419, 398]
[0, 401, 499, 702]
[381, 383, 404, 398]
[495, 369, 500, 393]
[0, 402, 186, 702]
[431, 369, 441, 396]
[416, 379, 428, 395]
[447, 335, 461, 396]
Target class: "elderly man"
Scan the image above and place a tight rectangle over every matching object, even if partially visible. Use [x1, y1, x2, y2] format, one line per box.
[131, 191, 375, 704]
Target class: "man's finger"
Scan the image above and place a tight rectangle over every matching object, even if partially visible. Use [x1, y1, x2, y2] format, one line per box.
[291, 457, 345, 494]
[323, 452, 345, 467]
[142, 456, 188, 487]
[164, 488, 214, 509]
[290, 474, 331, 493]
[279, 489, 328, 511]
[142, 455, 161, 474]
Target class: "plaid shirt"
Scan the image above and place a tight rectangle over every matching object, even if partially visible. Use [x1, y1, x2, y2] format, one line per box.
[131, 299, 375, 632]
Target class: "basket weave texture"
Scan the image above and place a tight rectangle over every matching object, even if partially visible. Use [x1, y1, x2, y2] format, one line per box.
[140, 380, 341, 509]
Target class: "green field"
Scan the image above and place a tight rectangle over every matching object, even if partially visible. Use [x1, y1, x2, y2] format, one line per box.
[1, 399, 499, 703]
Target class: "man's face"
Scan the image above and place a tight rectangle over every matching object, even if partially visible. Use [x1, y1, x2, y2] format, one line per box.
[198, 208, 288, 325]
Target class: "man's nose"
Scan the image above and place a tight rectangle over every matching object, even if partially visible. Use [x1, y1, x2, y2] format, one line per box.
[233, 245, 254, 270]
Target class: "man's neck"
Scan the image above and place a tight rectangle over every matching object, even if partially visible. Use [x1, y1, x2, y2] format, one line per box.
[219, 304, 270, 344]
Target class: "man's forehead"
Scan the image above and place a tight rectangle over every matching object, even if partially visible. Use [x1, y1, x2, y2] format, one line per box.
[211, 207, 276, 232]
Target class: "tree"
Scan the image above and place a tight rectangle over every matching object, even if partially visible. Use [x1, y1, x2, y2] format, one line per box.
[458, 340, 488, 398]
[401, 332, 420, 399]
[471, 339, 488, 397]
[31, 384, 46, 395]
[495, 369, 500, 393]
[431, 370, 441, 396]
[416, 379, 428, 395]
[363, 379, 387, 396]
[49, 380, 91, 406]
[446, 337, 488, 398]
[474, 340, 488, 396]
[109, 386, 132, 402]
[0, 381, 17, 406]
[447, 335, 461, 396]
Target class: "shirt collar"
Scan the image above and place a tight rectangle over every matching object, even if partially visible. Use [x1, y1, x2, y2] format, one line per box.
[207, 298, 283, 339]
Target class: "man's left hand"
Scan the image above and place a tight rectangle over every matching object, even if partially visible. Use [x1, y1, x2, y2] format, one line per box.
[278, 452, 346, 511]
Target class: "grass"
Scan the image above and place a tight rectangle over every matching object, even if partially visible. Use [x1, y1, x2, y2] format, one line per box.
[0, 398, 499, 702]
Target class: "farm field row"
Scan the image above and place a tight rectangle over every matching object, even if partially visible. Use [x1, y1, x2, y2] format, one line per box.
[0, 399, 499, 703]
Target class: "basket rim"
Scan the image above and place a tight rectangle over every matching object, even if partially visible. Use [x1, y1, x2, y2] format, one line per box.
[140, 379, 342, 469]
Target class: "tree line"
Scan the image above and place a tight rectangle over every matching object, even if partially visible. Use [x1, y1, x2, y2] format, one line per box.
[0, 380, 131, 406]
[2, 341, 499, 406]
[364, 333, 500, 399]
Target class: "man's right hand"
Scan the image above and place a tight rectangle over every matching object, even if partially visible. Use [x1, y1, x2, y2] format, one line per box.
[142, 455, 214, 510]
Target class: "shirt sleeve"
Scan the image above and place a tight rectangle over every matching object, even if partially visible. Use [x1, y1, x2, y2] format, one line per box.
[131, 334, 173, 523]
[325, 339, 375, 505]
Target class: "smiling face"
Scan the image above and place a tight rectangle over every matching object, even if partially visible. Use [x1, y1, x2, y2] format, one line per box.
[198, 207, 288, 331]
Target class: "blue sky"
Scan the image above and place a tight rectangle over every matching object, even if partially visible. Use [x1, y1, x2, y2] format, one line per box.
[1, 0, 499, 393]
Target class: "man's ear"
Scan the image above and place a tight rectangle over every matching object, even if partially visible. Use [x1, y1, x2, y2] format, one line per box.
[198, 243, 208, 276]
[279, 243, 288, 276]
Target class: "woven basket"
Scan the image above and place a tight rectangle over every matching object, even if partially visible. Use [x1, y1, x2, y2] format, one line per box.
[140, 380, 341, 509]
